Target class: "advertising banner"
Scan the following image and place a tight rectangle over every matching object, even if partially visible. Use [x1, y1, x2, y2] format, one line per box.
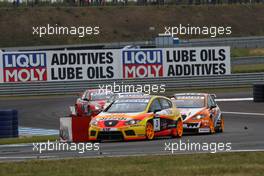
[0, 49, 121, 83]
[0, 47, 231, 83]
[46, 49, 121, 81]
[163, 47, 231, 77]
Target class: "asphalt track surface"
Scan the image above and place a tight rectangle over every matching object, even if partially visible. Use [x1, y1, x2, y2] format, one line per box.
[0, 90, 264, 162]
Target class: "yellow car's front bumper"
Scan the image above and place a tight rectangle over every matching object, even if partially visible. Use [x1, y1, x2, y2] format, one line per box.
[89, 125, 146, 141]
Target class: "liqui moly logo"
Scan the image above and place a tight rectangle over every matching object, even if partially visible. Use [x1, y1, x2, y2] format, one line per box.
[3, 53, 47, 82]
[122, 50, 163, 78]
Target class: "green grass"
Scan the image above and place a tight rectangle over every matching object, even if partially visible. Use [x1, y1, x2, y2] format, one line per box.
[231, 48, 264, 57]
[0, 152, 263, 176]
[232, 64, 264, 73]
[0, 135, 58, 145]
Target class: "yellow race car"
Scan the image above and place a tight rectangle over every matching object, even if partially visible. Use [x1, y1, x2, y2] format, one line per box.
[89, 95, 183, 141]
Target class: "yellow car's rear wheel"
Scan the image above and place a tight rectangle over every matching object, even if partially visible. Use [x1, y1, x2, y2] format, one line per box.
[176, 120, 183, 138]
[145, 122, 154, 140]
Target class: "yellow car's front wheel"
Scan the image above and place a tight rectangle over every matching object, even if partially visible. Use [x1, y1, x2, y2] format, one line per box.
[145, 122, 154, 140]
[172, 120, 183, 138]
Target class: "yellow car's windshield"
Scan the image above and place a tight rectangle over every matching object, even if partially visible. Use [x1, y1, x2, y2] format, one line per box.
[105, 98, 149, 113]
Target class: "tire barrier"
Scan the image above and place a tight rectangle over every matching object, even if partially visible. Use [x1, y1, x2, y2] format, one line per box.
[0, 109, 18, 138]
[253, 84, 264, 102]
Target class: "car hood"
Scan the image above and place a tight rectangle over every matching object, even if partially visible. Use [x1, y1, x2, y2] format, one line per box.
[94, 112, 151, 121]
[92, 100, 106, 107]
[178, 108, 205, 121]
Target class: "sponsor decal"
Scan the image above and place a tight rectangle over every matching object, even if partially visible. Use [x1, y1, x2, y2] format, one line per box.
[122, 49, 163, 78]
[97, 117, 129, 121]
[165, 47, 231, 76]
[3, 53, 47, 82]
[49, 51, 116, 81]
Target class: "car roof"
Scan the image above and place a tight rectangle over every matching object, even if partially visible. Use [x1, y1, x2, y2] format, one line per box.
[116, 92, 144, 95]
[174, 93, 208, 97]
[116, 95, 171, 102]
[117, 94, 152, 100]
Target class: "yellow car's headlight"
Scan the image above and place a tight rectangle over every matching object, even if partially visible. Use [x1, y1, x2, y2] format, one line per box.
[125, 119, 141, 126]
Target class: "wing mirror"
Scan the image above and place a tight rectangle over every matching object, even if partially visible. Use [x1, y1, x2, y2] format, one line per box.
[210, 105, 216, 110]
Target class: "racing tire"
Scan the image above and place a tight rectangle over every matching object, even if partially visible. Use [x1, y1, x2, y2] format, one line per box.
[216, 118, 224, 133]
[145, 121, 154, 140]
[172, 120, 183, 138]
[209, 119, 215, 134]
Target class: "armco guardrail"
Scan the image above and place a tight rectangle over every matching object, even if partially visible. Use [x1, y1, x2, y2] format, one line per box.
[232, 56, 264, 65]
[0, 73, 264, 96]
[2, 36, 264, 51]
[178, 36, 264, 48]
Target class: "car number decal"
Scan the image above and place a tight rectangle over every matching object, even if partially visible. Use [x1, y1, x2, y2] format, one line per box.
[153, 118, 160, 131]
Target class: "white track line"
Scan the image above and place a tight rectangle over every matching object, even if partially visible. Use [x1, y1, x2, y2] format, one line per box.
[222, 111, 264, 116]
[0, 143, 32, 148]
[216, 98, 253, 102]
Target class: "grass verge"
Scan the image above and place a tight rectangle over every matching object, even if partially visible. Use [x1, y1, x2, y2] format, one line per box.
[0, 135, 58, 145]
[1, 5, 264, 47]
[0, 152, 263, 176]
[232, 64, 264, 73]
[231, 48, 264, 57]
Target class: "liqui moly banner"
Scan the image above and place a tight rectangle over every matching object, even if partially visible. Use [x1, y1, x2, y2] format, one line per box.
[0, 47, 230, 83]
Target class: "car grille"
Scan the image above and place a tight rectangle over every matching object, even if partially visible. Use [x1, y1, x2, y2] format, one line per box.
[104, 120, 119, 127]
[186, 123, 199, 128]
[98, 131, 124, 141]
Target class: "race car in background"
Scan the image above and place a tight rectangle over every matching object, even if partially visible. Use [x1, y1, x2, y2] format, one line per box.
[72, 89, 113, 118]
[89, 95, 183, 141]
[172, 93, 224, 134]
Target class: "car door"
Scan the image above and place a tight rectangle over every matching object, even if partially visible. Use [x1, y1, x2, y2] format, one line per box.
[210, 95, 221, 126]
[148, 98, 163, 131]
